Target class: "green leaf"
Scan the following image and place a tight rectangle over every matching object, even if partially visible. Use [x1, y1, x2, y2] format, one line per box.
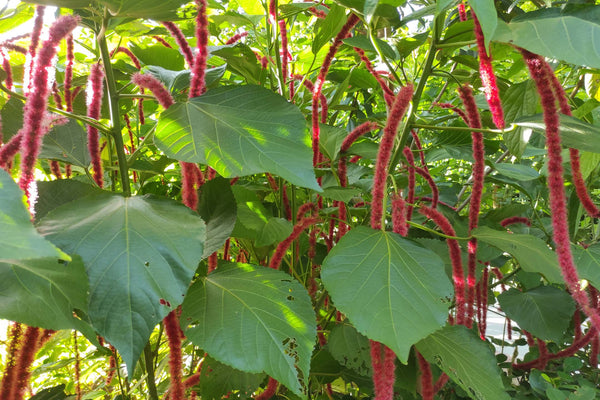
[493, 163, 539, 181]
[416, 325, 510, 400]
[502, 80, 539, 158]
[98, 0, 187, 19]
[468, 0, 497, 49]
[146, 65, 226, 94]
[195, 356, 265, 400]
[29, 385, 67, 400]
[514, 114, 600, 154]
[34, 180, 104, 221]
[39, 120, 91, 168]
[1, 96, 24, 143]
[211, 44, 262, 85]
[231, 186, 270, 240]
[573, 243, 600, 289]
[155, 85, 320, 190]
[38, 193, 206, 373]
[318, 124, 347, 162]
[363, 0, 379, 23]
[255, 218, 293, 248]
[492, 7, 600, 69]
[129, 43, 184, 71]
[321, 227, 452, 363]
[312, 4, 347, 54]
[320, 187, 361, 202]
[326, 324, 372, 376]
[342, 35, 397, 60]
[0, 170, 69, 262]
[198, 177, 237, 257]
[0, 256, 90, 332]
[181, 262, 316, 398]
[472, 226, 563, 283]
[497, 286, 575, 342]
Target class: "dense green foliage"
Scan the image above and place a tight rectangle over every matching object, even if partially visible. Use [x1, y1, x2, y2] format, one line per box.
[1, 0, 600, 399]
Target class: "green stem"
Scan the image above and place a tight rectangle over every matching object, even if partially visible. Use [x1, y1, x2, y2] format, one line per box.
[98, 10, 131, 196]
[411, 123, 510, 134]
[368, 18, 402, 85]
[435, 40, 476, 48]
[143, 343, 159, 400]
[0, 84, 112, 134]
[390, 13, 443, 173]
[407, 220, 471, 241]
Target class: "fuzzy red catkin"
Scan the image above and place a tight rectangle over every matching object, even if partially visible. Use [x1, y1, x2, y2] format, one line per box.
[278, 20, 290, 99]
[369, 340, 396, 400]
[391, 194, 408, 237]
[434, 102, 469, 125]
[190, 0, 209, 98]
[416, 166, 439, 208]
[152, 35, 173, 48]
[162, 22, 194, 67]
[1, 50, 13, 91]
[590, 334, 599, 368]
[132, 73, 174, 109]
[311, 13, 360, 166]
[296, 202, 317, 221]
[0, 322, 23, 400]
[282, 184, 292, 220]
[472, 13, 505, 129]
[500, 216, 531, 228]
[458, 84, 484, 328]
[0, 42, 28, 54]
[208, 251, 218, 273]
[50, 160, 62, 179]
[12, 326, 41, 400]
[25, 6, 45, 94]
[337, 121, 379, 187]
[269, 217, 319, 270]
[296, 76, 328, 126]
[225, 31, 248, 45]
[419, 205, 466, 325]
[416, 351, 433, 400]
[410, 130, 428, 172]
[87, 63, 105, 187]
[105, 346, 116, 385]
[112, 46, 142, 69]
[18, 15, 79, 198]
[478, 266, 489, 339]
[433, 373, 450, 395]
[0, 133, 22, 169]
[370, 85, 414, 230]
[353, 47, 394, 104]
[180, 162, 199, 209]
[537, 339, 548, 370]
[52, 80, 63, 109]
[256, 377, 278, 400]
[457, 2, 467, 21]
[164, 311, 185, 400]
[521, 49, 600, 333]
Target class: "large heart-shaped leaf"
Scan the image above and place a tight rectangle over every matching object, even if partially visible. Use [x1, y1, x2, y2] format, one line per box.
[155, 85, 320, 190]
[498, 286, 575, 342]
[472, 226, 563, 283]
[40, 120, 91, 168]
[493, 7, 600, 69]
[326, 324, 372, 376]
[416, 325, 510, 400]
[0, 169, 69, 262]
[181, 262, 316, 398]
[37, 193, 206, 372]
[514, 114, 600, 154]
[321, 227, 453, 363]
[0, 256, 89, 332]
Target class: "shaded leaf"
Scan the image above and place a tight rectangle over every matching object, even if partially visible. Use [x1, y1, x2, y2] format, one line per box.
[181, 262, 316, 398]
[98, 0, 187, 19]
[39, 120, 91, 168]
[502, 80, 539, 158]
[321, 227, 452, 362]
[38, 193, 206, 373]
[573, 243, 600, 289]
[493, 163, 539, 181]
[0, 256, 90, 333]
[0, 169, 69, 262]
[498, 286, 575, 342]
[195, 356, 265, 400]
[29, 385, 67, 400]
[35, 180, 104, 221]
[155, 85, 320, 190]
[1, 96, 24, 142]
[469, 0, 497, 49]
[493, 7, 600, 69]
[255, 217, 293, 248]
[327, 324, 372, 376]
[198, 177, 237, 257]
[129, 42, 184, 71]
[472, 226, 563, 283]
[416, 325, 510, 400]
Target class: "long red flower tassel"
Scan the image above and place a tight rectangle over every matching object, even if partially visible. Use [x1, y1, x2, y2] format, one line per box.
[458, 84, 484, 328]
[0, 323, 23, 400]
[12, 326, 41, 400]
[521, 49, 600, 332]
[416, 351, 433, 400]
[64, 34, 74, 112]
[164, 311, 185, 400]
[190, 0, 209, 98]
[18, 15, 80, 198]
[161, 22, 194, 67]
[24, 6, 45, 94]
[86, 63, 105, 187]
[472, 14, 504, 129]
[311, 13, 360, 166]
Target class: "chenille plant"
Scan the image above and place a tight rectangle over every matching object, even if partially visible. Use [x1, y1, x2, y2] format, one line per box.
[1, 0, 600, 399]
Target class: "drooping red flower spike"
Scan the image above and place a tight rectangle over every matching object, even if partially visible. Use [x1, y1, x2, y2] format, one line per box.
[434, 102, 469, 125]
[64, 35, 74, 112]
[457, 84, 484, 327]
[312, 13, 360, 166]
[181, 162, 200, 209]
[410, 130, 428, 171]
[161, 22, 195, 67]
[190, 0, 209, 98]
[521, 48, 600, 333]
[500, 216, 531, 228]
[225, 31, 248, 45]
[296, 76, 328, 124]
[371, 85, 414, 230]
[457, 1, 467, 21]
[255, 377, 278, 400]
[24, 6, 45, 94]
[163, 310, 185, 400]
[370, 340, 396, 400]
[338, 121, 379, 187]
[391, 193, 408, 236]
[353, 46, 394, 105]
[269, 216, 319, 270]
[18, 15, 80, 198]
[86, 63, 105, 187]
[419, 205, 466, 325]
[12, 326, 41, 400]
[278, 20, 291, 99]
[417, 351, 434, 400]
[131, 73, 174, 109]
[472, 13, 505, 129]
[152, 35, 173, 48]
[477, 266, 489, 339]
[0, 322, 23, 400]
[1, 49, 13, 91]
[404, 147, 438, 208]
